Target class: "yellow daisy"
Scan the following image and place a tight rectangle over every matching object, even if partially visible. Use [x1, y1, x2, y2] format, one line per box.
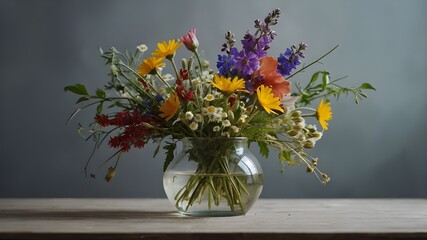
[211, 75, 247, 93]
[159, 94, 180, 121]
[256, 85, 284, 115]
[137, 57, 166, 76]
[152, 40, 182, 59]
[316, 99, 333, 130]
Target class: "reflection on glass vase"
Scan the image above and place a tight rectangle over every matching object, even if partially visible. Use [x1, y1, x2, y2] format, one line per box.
[163, 137, 263, 216]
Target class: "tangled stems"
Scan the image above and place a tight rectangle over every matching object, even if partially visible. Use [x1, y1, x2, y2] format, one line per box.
[172, 139, 253, 213]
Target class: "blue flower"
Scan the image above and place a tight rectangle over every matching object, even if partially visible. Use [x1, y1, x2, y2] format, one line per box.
[277, 48, 301, 76]
[217, 48, 239, 76]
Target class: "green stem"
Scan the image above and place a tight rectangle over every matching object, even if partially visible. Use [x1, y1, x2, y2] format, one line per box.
[119, 62, 160, 96]
[194, 50, 203, 77]
[168, 57, 181, 81]
[288, 45, 339, 79]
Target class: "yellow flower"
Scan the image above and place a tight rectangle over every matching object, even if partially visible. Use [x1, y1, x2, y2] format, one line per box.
[211, 75, 247, 93]
[159, 94, 180, 121]
[138, 57, 166, 76]
[316, 99, 333, 130]
[256, 85, 284, 115]
[152, 40, 182, 59]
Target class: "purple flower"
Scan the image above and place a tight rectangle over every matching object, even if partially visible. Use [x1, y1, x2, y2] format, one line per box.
[217, 48, 239, 76]
[234, 49, 260, 76]
[241, 32, 270, 58]
[277, 48, 301, 76]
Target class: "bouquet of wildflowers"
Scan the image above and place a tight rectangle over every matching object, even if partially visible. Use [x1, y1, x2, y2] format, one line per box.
[66, 9, 374, 203]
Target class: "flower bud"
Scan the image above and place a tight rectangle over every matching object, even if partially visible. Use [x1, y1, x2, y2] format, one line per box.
[291, 110, 301, 117]
[293, 122, 305, 130]
[181, 28, 199, 52]
[303, 139, 315, 149]
[181, 58, 187, 70]
[306, 165, 314, 172]
[321, 173, 331, 183]
[105, 167, 116, 182]
[287, 129, 299, 136]
[311, 131, 323, 140]
[188, 57, 194, 70]
[311, 158, 318, 166]
[292, 117, 304, 123]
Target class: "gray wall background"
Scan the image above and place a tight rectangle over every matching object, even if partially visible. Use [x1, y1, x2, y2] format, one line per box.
[1, 0, 426, 198]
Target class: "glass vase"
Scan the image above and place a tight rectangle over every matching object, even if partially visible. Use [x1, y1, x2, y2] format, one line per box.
[163, 137, 263, 216]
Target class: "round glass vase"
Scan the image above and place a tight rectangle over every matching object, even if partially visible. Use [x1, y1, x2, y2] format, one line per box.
[163, 137, 263, 216]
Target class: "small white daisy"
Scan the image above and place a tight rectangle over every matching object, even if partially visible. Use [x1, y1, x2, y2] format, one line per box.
[136, 44, 148, 53]
[185, 111, 194, 121]
[213, 126, 221, 132]
[189, 122, 198, 131]
[204, 94, 215, 102]
[194, 114, 204, 123]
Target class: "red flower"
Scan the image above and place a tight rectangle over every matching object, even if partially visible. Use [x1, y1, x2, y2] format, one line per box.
[95, 114, 110, 127]
[106, 111, 157, 152]
[180, 69, 189, 80]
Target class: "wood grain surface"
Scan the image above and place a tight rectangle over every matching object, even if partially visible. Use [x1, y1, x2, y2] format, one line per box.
[0, 199, 426, 239]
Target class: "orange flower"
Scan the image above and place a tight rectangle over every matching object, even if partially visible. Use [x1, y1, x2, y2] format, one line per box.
[159, 94, 180, 121]
[253, 56, 290, 99]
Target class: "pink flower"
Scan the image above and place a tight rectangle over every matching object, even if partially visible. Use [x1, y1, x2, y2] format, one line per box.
[181, 28, 199, 52]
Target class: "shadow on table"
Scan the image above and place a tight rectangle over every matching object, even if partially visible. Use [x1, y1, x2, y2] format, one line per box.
[0, 209, 188, 220]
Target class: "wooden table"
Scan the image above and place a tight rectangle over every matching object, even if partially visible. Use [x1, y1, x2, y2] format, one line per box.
[0, 199, 426, 240]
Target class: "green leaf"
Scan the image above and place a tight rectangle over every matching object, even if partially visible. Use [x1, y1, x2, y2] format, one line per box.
[360, 83, 376, 91]
[322, 71, 330, 89]
[257, 141, 269, 158]
[308, 72, 320, 87]
[66, 108, 81, 124]
[64, 84, 89, 96]
[163, 142, 176, 172]
[96, 102, 103, 114]
[96, 89, 106, 98]
[153, 142, 161, 158]
[76, 96, 90, 104]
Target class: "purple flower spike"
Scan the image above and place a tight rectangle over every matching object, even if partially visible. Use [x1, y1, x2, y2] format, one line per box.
[277, 48, 302, 76]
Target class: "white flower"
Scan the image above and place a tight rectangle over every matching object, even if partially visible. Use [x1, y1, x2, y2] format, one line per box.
[194, 114, 204, 123]
[221, 112, 228, 118]
[221, 131, 230, 137]
[163, 74, 174, 81]
[119, 90, 132, 99]
[185, 111, 194, 121]
[231, 126, 240, 133]
[189, 122, 198, 131]
[222, 119, 231, 127]
[207, 106, 216, 115]
[238, 114, 248, 123]
[136, 44, 148, 53]
[192, 78, 201, 85]
[306, 124, 317, 131]
[213, 126, 221, 132]
[204, 94, 215, 102]
[281, 94, 300, 113]
[202, 108, 209, 115]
